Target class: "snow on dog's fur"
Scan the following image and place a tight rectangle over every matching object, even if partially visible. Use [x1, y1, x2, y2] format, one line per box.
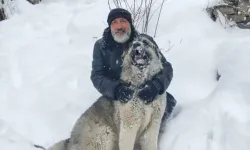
[47, 34, 166, 150]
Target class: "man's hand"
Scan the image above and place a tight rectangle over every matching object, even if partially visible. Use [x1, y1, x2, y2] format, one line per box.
[138, 79, 162, 104]
[115, 83, 134, 103]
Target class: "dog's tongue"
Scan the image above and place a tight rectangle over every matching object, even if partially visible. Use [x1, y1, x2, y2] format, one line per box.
[135, 47, 146, 56]
[136, 58, 145, 64]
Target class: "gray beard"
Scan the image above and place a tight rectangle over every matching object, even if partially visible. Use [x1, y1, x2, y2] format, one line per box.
[112, 28, 131, 43]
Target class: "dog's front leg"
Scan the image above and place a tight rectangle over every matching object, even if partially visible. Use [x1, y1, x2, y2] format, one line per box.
[140, 98, 166, 150]
[139, 120, 161, 150]
[119, 123, 139, 150]
[117, 103, 141, 150]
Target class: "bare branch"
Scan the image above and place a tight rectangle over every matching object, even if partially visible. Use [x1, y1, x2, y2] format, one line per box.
[149, 0, 164, 22]
[135, 0, 144, 16]
[108, 0, 112, 10]
[165, 40, 174, 52]
[132, 0, 142, 23]
[118, 0, 122, 7]
[166, 45, 174, 52]
[143, 0, 153, 33]
[112, 0, 116, 7]
[154, 0, 166, 37]
[133, 0, 144, 27]
[134, 0, 136, 13]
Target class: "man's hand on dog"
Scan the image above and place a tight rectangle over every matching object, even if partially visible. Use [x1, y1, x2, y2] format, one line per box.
[115, 83, 134, 103]
[138, 79, 162, 104]
[115, 79, 162, 104]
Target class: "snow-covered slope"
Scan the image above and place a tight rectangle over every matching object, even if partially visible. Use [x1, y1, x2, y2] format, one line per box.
[0, 0, 250, 149]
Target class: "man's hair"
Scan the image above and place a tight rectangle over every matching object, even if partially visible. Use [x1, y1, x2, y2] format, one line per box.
[107, 8, 132, 26]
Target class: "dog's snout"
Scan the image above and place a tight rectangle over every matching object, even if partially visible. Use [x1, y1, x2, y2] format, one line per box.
[135, 49, 140, 55]
[133, 42, 141, 49]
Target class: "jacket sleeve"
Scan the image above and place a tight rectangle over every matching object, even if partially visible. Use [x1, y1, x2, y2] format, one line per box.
[90, 40, 120, 99]
[153, 51, 173, 94]
[142, 34, 173, 94]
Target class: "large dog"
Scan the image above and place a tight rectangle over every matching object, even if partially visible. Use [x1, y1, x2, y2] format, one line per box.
[48, 34, 166, 150]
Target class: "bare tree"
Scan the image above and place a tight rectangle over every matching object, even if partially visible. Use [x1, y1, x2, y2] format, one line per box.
[108, 0, 166, 37]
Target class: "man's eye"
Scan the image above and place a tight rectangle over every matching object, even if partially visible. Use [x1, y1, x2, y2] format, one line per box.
[120, 19, 126, 23]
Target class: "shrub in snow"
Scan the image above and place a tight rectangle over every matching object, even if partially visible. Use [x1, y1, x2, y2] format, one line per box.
[0, 0, 41, 22]
[27, 0, 41, 4]
[206, 0, 250, 29]
[0, 0, 16, 21]
[0, 7, 6, 21]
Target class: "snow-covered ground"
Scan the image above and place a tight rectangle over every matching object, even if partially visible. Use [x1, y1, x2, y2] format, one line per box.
[0, 0, 250, 149]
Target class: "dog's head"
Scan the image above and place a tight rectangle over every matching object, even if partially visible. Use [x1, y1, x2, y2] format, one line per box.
[121, 34, 163, 85]
[125, 34, 160, 69]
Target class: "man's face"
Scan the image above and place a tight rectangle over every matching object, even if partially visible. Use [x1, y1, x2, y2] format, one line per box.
[110, 18, 131, 43]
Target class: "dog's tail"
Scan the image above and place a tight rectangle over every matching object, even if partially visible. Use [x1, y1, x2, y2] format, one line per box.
[34, 138, 70, 150]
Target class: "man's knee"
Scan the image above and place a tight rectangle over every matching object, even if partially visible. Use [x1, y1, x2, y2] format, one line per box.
[166, 92, 176, 114]
[160, 92, 177, 123]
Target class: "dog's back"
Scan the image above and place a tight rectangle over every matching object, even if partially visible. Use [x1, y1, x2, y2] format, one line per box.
[48, 97, 118, 150]
[48, 139, 69, 150]
[69, 96, 118, 150]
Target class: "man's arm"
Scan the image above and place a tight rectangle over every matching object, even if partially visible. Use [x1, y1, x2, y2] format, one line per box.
[142, 34, 173, 94]
[153, 52, 173, 94]
[137, 51, 173, 103]
[90, 40, 120, 99]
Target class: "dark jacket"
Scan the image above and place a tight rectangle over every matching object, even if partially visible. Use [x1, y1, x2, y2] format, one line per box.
[90, 26, 173, 99]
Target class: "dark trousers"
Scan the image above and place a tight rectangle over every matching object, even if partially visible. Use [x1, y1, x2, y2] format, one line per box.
[158, 92, 176, 141]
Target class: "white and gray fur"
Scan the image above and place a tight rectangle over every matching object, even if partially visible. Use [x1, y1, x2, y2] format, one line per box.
[47, 35, 166, 150]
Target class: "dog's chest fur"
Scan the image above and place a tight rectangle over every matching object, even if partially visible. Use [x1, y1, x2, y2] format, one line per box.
[113, 96, 164, 134]
[114, 61, 165, 136]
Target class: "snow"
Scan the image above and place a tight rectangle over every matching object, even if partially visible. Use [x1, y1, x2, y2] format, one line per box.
[0, 0, 250, 150]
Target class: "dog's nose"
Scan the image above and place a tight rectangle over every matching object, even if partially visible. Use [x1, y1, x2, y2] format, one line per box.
[133, 42, 141, 49]
[132, 46, 144, 56]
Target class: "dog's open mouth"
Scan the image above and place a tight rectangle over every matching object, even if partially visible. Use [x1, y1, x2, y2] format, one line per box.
[131, 46, 150, 66]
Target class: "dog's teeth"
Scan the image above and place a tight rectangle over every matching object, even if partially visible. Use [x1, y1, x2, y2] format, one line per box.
[136, 47, 143, 52]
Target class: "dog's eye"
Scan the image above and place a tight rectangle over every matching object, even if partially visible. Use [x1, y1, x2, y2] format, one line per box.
[142, 40, 149, 46]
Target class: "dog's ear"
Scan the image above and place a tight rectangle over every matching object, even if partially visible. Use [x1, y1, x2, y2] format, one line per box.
[139, 34, 159, 49]
[155, 48, 161, 58]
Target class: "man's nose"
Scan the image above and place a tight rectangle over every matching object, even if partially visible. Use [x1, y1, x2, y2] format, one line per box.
[114, 22, 123, 29]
